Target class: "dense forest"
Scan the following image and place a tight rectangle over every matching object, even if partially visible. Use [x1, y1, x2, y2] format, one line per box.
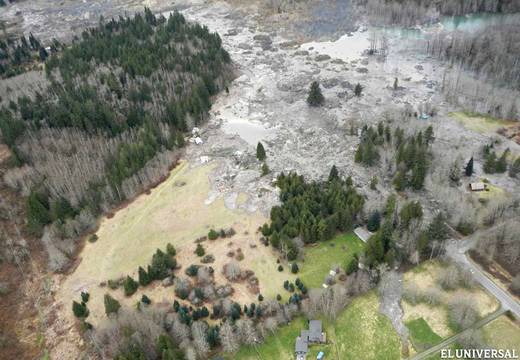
[262, 168, 365, 260]
[0, 9, 232, 271]
[355, 0, 520, 26]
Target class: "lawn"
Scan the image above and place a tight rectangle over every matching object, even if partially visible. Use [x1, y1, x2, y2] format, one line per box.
[450, 111, 516, 134]
[231, 291, 402, 360]
[298, 232, 364, 290]
[482, 315, 520, 353]
[406, 317, 442, 352]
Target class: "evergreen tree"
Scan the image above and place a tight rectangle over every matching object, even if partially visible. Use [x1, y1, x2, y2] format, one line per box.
[393, 77, 398, 90]
[345, 254, 359, 275]
[354, 83, 363, 97]
[81, 292, 90, 303]
[495, 149, 509, 173]
[166, 243, 176, 256]
[465, 157, 474, 176]
[104, 294, 121, 316]
[208, 229, 218, 240]
[483, 152, 497, 173]
[72, 300, 89, 318]
[427, 213, 449, 242]
[328, 165, 339, 182]
[123, 275, 139, 296]
[141, 294, 151, 304]
[256, 142, 266, 161]
[291, 263, 299, 274]
[138, 266, 150, 286]
[367, 210, 381, 232]
[509, 157, 520, 178]
[261, 162, 269, 176]
[195, 243, 205, 257]
[306, 81, 324, 106]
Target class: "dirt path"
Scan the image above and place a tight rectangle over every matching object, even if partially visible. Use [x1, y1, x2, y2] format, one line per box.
[379, 270, 409, 348]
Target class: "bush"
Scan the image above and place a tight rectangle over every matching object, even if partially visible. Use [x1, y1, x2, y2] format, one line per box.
[258, 294, 264, 302]
[141, 294, 151, 304]
[108, 279, 119, 290]
[283, 280, 289, 290]
[104, 294, 121, 316]
[403, 283, 420, 305]
[195, 243, 205, 257]
[186, 264, 199, 277]
[88, 234, 98, 243]
[123, 276, 139, 297]
[220, 229, 226, 238]
[80, 321, 93, 333]
[208, 229, 218, 240]
[72, 301, 89, 318]
[288, 283, 295, 292]
[276, 294, 282, 301]
[345, 256, 359, 275]
[278, 265, 283, 272]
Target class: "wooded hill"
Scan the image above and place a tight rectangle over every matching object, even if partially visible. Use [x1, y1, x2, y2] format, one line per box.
[0, 9, 232, 271]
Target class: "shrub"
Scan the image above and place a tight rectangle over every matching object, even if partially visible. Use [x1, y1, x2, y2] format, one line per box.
[195, 243, 205, 257]
[141, 294, 151, 304]
[291, 263, 299, 274]
[108, 279, 119, 290]
[186, 264, 199, 277]
[278, 265, 283, 272]
[88, 234, 98, 243]
[80, 321, 93, 333]
[288, 283, 295, 292]
[276, 294, 282, 301]
[258, 294, 264, 302]
[72, 301, 89, 318]
[104, 294, 121, 316]
[123, 276, 139, 296]
[220, 229, 226, 238]
[208, 229, 218, 240]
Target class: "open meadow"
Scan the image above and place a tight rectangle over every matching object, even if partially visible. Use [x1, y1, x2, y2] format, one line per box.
[231, 291, 402, 360]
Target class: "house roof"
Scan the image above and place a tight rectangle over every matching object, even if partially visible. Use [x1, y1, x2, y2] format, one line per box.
[300, 330, 309, 340]
[470, 182, 486, 191]
[295, 336, 308, 353]
[309, 320, 322, 339]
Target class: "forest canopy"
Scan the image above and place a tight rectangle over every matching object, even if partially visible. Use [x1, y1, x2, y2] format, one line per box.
[0, 9, 232, 270]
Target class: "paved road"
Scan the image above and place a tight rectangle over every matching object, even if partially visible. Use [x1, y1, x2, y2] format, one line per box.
[409, 308, 506, 360]
[445, 226, 520, 318]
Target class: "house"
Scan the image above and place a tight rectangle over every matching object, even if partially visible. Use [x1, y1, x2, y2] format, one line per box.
[295, 336, 308, 360]
[294, 320, 326, 359]
[470, 182, 486, 191]
[308, 320, 326, 344]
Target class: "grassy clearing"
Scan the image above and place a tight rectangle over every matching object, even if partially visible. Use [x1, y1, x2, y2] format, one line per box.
[482, 315, 520, 353]
[402, 260, 499, 343]
[298, 232, 364, 290]
[477, 183, 506, 201]
[231, 291, 401, 360]
[406, 318, 442, 352]
[450, 111, 516, 134]
[57, 161, 270, 325]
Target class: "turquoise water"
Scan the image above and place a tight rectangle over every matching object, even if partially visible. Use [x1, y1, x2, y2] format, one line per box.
[441, 13, 520, 31]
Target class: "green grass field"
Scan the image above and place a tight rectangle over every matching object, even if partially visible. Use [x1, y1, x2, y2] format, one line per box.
[450, 111, 515, 134]
[482, 315, 520, 353]
[298, 232, 364, 290]
[230, 291, 401, 360]
[406, 317, 442, 352]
